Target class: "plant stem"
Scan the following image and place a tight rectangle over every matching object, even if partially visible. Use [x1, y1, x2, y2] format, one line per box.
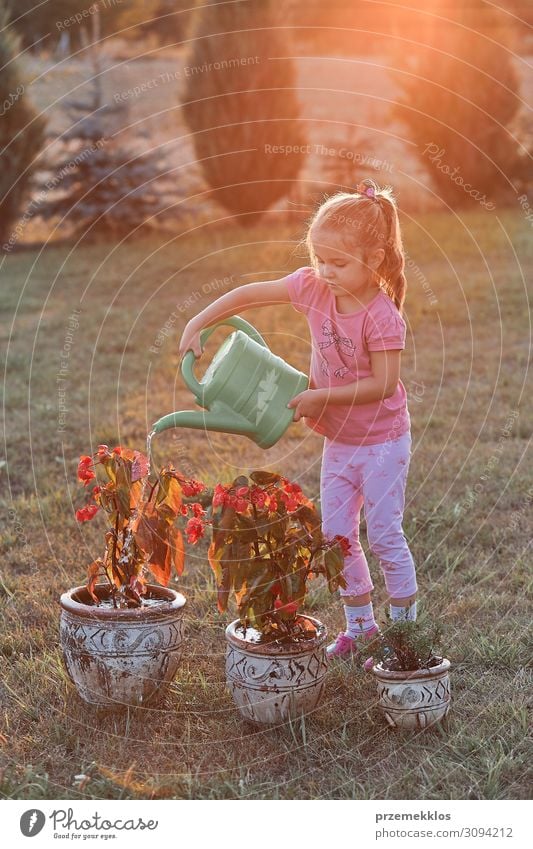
[147, 478, 158, 503]
[103, 566, 117, 609]
[109, 510, 120, 608]
[251, 504, 261, 560]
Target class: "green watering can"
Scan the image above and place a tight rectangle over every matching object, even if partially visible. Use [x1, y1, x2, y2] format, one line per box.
[151, 316, 309, 449]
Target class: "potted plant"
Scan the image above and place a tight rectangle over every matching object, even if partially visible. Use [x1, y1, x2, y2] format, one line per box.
[188, 470, 348, 724]
[356, 613, 451, 731]
[60, 444, 206, 709]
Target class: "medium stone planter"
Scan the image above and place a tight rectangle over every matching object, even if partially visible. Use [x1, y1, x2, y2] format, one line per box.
[371, 657, 451, 730]
[225, 616, 328, 725]
[60, 584, 186, 709]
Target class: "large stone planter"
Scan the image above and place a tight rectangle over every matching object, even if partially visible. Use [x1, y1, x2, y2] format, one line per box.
[60, 584, 186, 709]
[371, 657, 451, 730]
[225, 616, 328, 724]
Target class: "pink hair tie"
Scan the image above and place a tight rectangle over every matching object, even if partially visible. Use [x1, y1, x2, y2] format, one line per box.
[356, 182, 376, 199]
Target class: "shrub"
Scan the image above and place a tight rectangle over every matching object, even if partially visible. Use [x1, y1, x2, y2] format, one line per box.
[0, 10, 46, 250]
[393, 0, 529, 207]
[182, 0, 306, 226]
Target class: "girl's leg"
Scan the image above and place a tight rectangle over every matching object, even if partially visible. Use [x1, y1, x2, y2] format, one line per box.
[320, 440, 379, 656]
[361, 432, 418, 609]
[320, 439, 374, 598]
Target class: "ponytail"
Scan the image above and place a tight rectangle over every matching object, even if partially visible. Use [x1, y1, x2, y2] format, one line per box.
[376, 194, 407, 314]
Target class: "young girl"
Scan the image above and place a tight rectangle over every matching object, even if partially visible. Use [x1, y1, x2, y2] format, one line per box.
[178, 177, 418, 660]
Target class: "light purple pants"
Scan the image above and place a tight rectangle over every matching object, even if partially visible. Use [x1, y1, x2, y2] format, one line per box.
[320, 431, 418, 598]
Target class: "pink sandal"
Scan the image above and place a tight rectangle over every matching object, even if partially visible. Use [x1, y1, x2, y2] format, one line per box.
[326, 625, 380, 669]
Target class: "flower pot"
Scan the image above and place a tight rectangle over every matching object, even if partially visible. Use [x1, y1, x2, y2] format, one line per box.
[371, 657, 451, 730]
[225, 616, 328, 725]
[60, 584, 186, 709]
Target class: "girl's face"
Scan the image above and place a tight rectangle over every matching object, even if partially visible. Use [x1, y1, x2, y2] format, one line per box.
[310, 226, 385, 301]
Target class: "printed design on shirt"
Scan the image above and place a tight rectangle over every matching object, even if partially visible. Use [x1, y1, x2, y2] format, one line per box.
[318, 319, 356, 380]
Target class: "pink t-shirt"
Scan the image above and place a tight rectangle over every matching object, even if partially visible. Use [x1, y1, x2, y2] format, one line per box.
[285, 266, 411, 446]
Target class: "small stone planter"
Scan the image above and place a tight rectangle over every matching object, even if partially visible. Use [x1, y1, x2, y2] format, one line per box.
[60, 584, 186, 709]
[225, 615, 328, 725]
[371, 657, 451, 730]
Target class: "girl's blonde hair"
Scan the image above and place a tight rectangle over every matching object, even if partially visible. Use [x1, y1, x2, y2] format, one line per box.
[305, 177, 407, 312]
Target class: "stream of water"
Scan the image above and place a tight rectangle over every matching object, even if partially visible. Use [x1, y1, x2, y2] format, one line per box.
[139, 429, 155, 506]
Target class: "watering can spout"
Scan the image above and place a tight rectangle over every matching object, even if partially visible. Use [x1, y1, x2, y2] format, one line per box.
[151, 405, 256, 438]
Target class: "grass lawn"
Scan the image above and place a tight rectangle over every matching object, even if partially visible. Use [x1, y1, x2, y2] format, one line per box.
[0, 209, 531, 799]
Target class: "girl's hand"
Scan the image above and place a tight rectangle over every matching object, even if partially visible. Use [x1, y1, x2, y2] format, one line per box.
[178, 319, 203, 358]
[287, 389, 328, 422]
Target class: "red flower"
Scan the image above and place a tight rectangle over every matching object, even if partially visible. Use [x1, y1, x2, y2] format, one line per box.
[213, 484, 227, 508]
[282, 480, 302, 496]
[266, 493, 278, 511]
[77, 456, 95, 486]
[235, 486, 249, 498]
[76, 504, 100, 522]
[270, 582, 281, 597]
[250, 486, 266, 508]
[191, 502, 205, 518]
[333, 535, 352, 556]
[274, 599, 299, 615]
[186, 517, 205, 544]
[234, 497, 249, 514]
[279, 490, 299, 512]
[112, 446, 123, 455]
[181, 478, 205, 497]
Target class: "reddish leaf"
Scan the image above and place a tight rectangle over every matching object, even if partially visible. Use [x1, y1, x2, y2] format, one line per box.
[217, 565, 231, 613]
[249, 471, 280, 485]
[147, 541, 172, 587]
[207, 540, 223, 585]
[86, 558, 104, 603]
[157, 473, 183, 520]
[131, 502, 157, 556]
[131, 451, 149, 482]
[171, 527, 185, 577]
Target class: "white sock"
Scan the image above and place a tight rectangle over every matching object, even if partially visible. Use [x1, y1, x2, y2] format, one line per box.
[390, 601, 417, 621]
[344, 602, 377, 638]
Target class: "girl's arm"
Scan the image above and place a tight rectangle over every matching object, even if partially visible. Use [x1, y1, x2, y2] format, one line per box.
[325, 350, 401, 404]
[178, 277, 292, 357]
[288, 350, 401, 420]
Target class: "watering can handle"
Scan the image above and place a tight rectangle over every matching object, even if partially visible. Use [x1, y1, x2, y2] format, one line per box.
[181, 316, 268, 400]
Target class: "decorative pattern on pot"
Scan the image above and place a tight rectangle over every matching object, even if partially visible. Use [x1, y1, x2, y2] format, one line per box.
[372, 658, 451, 730]
[60, 585, 186, 709]
[225, 617, 328, 724]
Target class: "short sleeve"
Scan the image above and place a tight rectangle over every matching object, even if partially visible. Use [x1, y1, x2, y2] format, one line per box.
[366, 311, 406, 351]
[284, 266, 320, 316]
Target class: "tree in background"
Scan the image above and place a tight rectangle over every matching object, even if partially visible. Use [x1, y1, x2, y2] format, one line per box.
[393, 0, 530, 207]
[0, 10, 46, 250]
[140, 1, 201, 46]
[6, 0, 159, 53]
[35, 8, 174, 240]
[182, 0, 306, 226]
